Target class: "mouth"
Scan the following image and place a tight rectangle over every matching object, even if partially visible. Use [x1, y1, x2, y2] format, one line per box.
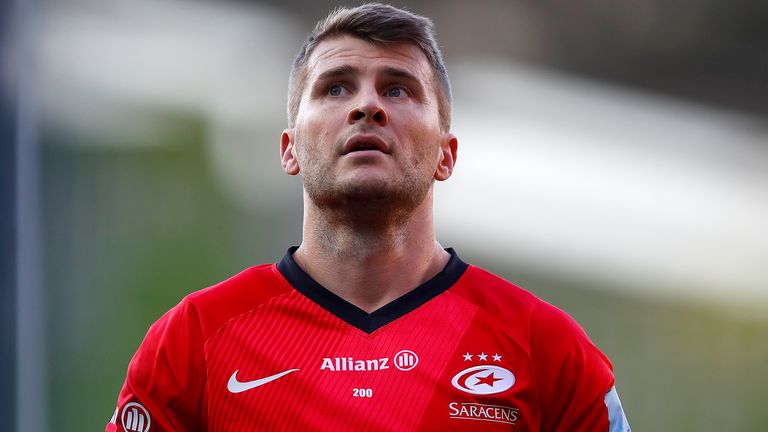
[341, 135, 391, 155]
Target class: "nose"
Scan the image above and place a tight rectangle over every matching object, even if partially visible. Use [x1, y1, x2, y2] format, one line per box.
[347, 90, 388, 126]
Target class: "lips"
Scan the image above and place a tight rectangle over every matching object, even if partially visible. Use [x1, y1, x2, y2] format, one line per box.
[341, 135, 391, 155]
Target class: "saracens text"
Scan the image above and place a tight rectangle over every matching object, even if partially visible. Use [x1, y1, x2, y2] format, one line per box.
[449, 402, 519, 425]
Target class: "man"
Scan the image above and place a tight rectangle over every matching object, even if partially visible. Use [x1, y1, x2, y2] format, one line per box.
[108, 3, 630, 431]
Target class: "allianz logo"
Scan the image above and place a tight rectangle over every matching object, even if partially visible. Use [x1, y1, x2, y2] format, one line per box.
[320, 350, 419, 372]
[320, 356, 390, 371]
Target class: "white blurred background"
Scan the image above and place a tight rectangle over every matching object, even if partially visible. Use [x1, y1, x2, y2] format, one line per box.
[5, 0, 768, 430]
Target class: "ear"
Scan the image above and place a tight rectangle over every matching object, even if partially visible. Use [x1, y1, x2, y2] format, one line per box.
[434, 132, 458, 181]
[280, 129, 300, 175]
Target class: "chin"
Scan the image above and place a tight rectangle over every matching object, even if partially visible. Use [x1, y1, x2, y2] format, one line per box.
[339, 178, 399, 201]
[318, 178, 432, 214]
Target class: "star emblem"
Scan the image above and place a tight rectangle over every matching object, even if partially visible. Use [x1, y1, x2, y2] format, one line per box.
[475, 372, 503, 387]
[478, 352, 488, 361]
[492, 354, 502, 362]
[462, 352, 473, 361]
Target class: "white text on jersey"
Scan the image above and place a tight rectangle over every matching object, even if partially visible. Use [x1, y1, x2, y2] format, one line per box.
[321, 357, 389, 371]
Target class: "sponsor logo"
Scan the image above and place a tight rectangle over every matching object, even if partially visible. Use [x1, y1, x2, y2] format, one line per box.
[227, 369, 299, 394]
[121, 402, 151, 432]
[109, 406, 118, 424]
[451, 365, 515, 395]
[449, 402, 519, 425]
[320, 350, 419, 372]
[321, 357, 389, 371]
[393, 350, 419, 371]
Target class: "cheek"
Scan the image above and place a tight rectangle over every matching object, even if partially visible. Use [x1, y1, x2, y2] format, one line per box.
[295, 123, 333, 166]
[303, 107, 342, 141]
[405, 123, 442, 160]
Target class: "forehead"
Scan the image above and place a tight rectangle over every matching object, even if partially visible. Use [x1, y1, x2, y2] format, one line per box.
[306, 35, 433, 83]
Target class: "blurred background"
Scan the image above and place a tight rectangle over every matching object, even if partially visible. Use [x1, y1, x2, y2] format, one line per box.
[3, 0, 768, 430]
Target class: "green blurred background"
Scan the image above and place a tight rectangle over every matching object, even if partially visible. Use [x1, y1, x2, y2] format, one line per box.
[8, 0, 768, 430]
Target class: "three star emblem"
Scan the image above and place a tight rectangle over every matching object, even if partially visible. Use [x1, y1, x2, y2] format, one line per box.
[463, 352, 502, 362]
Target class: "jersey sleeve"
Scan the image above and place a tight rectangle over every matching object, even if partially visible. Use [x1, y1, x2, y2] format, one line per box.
[529, 300, 630, 432]
[106, 299, 206, 432]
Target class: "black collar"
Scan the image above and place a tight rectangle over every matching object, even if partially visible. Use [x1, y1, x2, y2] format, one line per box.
[277, 247, 469, 334]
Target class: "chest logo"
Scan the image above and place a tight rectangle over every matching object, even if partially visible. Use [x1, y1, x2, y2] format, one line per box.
[227, 368, 299, 394]
[451, 365, 515, 395]
[393, 350, 419, 371]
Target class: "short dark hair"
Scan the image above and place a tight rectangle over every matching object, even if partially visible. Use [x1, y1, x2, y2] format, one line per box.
[287, 3, 452, 131]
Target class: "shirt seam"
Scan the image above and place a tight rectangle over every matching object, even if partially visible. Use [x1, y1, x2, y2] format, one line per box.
[201, 265, 295, 352]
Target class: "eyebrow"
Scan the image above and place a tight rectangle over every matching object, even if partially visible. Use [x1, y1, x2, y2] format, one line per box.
[313, 65, 423, 84]
[314, 65, 359, 82]
[379, 66, 421, 84]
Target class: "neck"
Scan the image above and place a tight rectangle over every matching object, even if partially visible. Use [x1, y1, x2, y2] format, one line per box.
[293, 189, 450, 313]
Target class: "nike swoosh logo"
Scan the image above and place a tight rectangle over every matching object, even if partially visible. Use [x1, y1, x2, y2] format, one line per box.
[227, 368, 300, 393]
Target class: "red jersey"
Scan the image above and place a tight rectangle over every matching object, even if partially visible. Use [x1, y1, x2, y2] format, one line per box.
[107, 248, 630, 431]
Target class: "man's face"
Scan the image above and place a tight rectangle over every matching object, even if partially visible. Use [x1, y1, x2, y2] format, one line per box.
[281, 35, 456, 212]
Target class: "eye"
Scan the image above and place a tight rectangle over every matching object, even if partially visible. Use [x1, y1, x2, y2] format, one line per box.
[328, 84, 346, 97]
[385, 86, 408, 98]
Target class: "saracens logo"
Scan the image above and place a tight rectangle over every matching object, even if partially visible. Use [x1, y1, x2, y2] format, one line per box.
[451, 365, 515, 395]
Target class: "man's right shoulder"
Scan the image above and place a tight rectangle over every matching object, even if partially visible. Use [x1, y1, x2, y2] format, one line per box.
[164, 262, 296, 342]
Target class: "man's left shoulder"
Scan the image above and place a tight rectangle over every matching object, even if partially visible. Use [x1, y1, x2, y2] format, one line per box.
[448, 264, 543, 321]
[452, 264, 540, 307]
[448, 264, 602, 349]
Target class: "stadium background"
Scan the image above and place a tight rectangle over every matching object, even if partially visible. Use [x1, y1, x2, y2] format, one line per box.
[5, 0, 768, 430]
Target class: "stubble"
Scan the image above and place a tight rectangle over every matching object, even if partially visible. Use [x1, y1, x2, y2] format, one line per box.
[295, 127, 436, 233]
